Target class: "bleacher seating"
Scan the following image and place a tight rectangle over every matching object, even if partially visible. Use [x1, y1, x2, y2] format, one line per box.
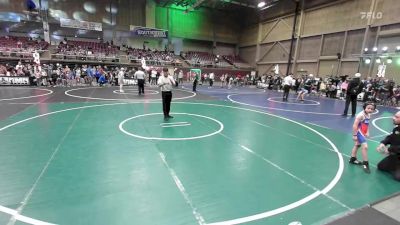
[127, 48, 181, 66]
[223, 55, 251, 68]
[183, 51, 214, 67]
[56, 40, 118, 56]
[181, 51, 232, 68]
[0, 36, 49, 58]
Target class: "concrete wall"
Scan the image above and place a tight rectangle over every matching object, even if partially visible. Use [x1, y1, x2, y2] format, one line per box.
[239, 46, 257, 67]
[239, 0, 400, 82]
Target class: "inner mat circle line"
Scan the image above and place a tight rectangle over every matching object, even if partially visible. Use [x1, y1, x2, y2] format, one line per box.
[0, 88, 53, 101]
[267, 97, 320, 105]
[181, 86, 265, 94]
[228, 93, 380, 116]
[113, 90, 159, 95]
[0, 101, 343, 225]
[119, 112, 224, 140]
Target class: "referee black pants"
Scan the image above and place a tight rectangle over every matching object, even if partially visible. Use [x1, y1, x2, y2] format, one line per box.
[193, 80, 198, 92]
[378, 154, 400, 181]
[343, 94, 357, 116]
[138, 79, 145, 94]
[283, 85, 290, 101]
[162, 91, 172, 117]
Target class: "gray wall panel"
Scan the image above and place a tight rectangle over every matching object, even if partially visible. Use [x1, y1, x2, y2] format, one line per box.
[344, 29, 364, 58]
[298, 36, 321, 60]
[321, 32, 345, 56]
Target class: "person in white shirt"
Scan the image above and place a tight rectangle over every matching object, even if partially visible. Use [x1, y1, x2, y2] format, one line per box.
[157, 67, 176, 120]
[117, 68, 125, 92]
[16, 61, 24, 76]
[135, 67, 146, 95]
[16, 61, 23, 70]
[228, 76, 234, 89]
[34, 65, 42, 86]
[209, 72, 214, 87]
[220, 74, 226, 88]
[282, 74, 294, 101]
[41, 69, 48, 86]
[150, 69, 157, 85]
[75, 68, 81, 85]
[178, 70, 184, 86]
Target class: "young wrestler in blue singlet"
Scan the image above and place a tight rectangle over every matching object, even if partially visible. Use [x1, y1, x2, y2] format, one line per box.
[349, 102, 376, 174]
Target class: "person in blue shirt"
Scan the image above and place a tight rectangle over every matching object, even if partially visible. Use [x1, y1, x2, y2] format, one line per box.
[98, 73, 107, 86]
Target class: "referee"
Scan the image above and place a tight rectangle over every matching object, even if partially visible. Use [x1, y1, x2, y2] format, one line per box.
[157, 68, 176, 120]
[135, 67, 146, 95]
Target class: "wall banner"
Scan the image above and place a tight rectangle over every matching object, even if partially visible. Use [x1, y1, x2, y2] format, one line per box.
[130, 26, 168, 38]
[0, 76, 30, 85]
[60, 18, 102, 31]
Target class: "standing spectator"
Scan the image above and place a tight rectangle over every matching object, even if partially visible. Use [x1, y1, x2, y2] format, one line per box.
[0, 64, 8, 75]
[117, 68, 125, 92]
[192, 71, 199, 92]
[178, 70, 184, 86]
[228, 76, 234, 89]
[209, 72, 214, 87]
[186, 71, 191, 82]
[75, 67, 82, 85]
[158, 68, 175, 120]
[220, 73, 226, 88]
[41, 68, 48, 86]
[343, 73, 363, 117]
[173, 68, 179, 87]
[294, 76, 301, 92]
[296, 79, 307, 102]
[150, 68, 157, 85]
[201, 73, 205, 85]
[304, 74, 314, 93]
[34, 65, 41, 86]
[340, 79, 349, 100]
[376, 111, 400, 181]
[15, 61, 23, 75]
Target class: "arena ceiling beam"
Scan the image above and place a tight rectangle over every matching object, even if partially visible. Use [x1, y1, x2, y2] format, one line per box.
[219, 0, 256, 9]
[185, 0, 207, 12]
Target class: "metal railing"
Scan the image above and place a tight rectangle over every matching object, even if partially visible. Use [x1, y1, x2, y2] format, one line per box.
[51, 54, 121, 62]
